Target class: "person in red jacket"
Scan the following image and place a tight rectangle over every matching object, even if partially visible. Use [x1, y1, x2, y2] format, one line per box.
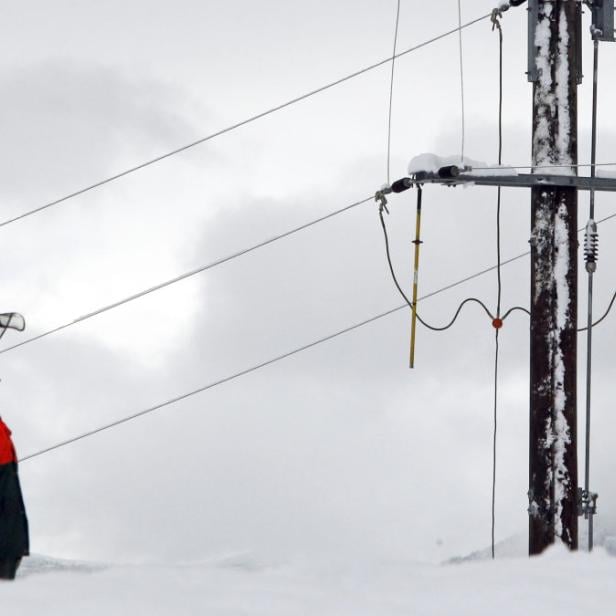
[0, 417, 29, 580]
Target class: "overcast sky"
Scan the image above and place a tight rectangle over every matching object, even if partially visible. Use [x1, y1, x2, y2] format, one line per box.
[1, 0, 616, 565]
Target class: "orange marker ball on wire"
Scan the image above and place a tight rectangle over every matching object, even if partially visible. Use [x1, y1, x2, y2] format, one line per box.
[492, 318, 503, 330]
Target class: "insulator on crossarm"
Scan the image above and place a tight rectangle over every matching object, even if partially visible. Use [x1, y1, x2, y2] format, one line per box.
[584, 219, 599, 273]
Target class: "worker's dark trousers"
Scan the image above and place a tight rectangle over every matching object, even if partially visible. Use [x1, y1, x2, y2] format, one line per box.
[0, 558, 21, 580]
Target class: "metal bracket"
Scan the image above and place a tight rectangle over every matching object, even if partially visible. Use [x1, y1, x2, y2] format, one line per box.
[585, 0, 615, 42]
[577, 487, 599, 518]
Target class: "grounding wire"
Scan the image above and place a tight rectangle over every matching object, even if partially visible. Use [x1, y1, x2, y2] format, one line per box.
[491, 9, 505, 561]
[386, 0, 402, 185]
[579, 290, 616, 333]
[378, 202, 497, 328]
[0, 196, 373, 356]
[492, 327, 499, 559]
[495, 291, 616, 333]
[501, 305, 530, 320]
[494, 294, 616, 333]
[19, 213, 616, 463]
[0, 13, 492, 231]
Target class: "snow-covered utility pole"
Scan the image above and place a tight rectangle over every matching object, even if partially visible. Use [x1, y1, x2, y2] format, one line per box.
[528, 0, 580, 555]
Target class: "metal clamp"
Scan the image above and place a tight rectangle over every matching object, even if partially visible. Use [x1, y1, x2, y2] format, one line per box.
[584, 0, 615, 43]
[374, 186, 392, 214]
[577, 487, 599, 519]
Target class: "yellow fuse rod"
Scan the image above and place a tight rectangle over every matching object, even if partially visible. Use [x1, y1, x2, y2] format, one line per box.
[409, 185, 423, 369]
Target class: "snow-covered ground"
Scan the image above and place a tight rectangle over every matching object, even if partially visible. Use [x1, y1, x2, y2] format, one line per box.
[3, 548, 616, 615]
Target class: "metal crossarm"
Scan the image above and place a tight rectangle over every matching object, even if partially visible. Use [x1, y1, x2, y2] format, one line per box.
[392, 170, 616, 193]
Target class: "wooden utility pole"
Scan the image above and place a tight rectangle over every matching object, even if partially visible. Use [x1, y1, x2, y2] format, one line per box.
[528, 0, 579, 555]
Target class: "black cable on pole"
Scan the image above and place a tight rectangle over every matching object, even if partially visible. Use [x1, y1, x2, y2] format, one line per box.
[0, 14, 492, 231]
[490, 8, 504, 561]
[378, 203, 496, 329]
[501, 305, 531, 320]
[492, 328, 499, 559]
[578, 290, 616, 333]
[494, 293, 616, 333]
[376, 199, 616, 335]
[0, 196, 372, 356]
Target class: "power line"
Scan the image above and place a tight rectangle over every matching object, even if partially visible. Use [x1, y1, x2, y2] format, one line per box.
[386, 0, 402, 185]
[470, 162, 616, 171]
[19, 304, 407, 463]
[20, 209, 616, 463]
[5, 199, 614, 363]
[457, 0, 466, 163]
[0, 13, 492, 231]
[16, 242, 555, 464]
[0, 196, 372, 356]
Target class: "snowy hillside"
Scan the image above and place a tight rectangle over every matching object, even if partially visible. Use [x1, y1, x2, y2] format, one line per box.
[3, 548, 616, 615]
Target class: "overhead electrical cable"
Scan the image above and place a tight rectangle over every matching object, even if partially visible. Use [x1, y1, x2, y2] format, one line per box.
[19, 211, 616, 463]
[6, 206, 616, 359]
[470, 162, 616, 171]
[457, 0, 466, 162]
[18, 251, 533, 464]
[0, 13, 492, 230]
[0, 196, 372, 356]
[386, 0, 402, 185]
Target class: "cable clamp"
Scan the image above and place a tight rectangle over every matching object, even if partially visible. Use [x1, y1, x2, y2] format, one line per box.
[375, 186, 391, 215]
[491, 5, 507, 30]
[577, 488, 598, 519]
[590, 24, 604, 39]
